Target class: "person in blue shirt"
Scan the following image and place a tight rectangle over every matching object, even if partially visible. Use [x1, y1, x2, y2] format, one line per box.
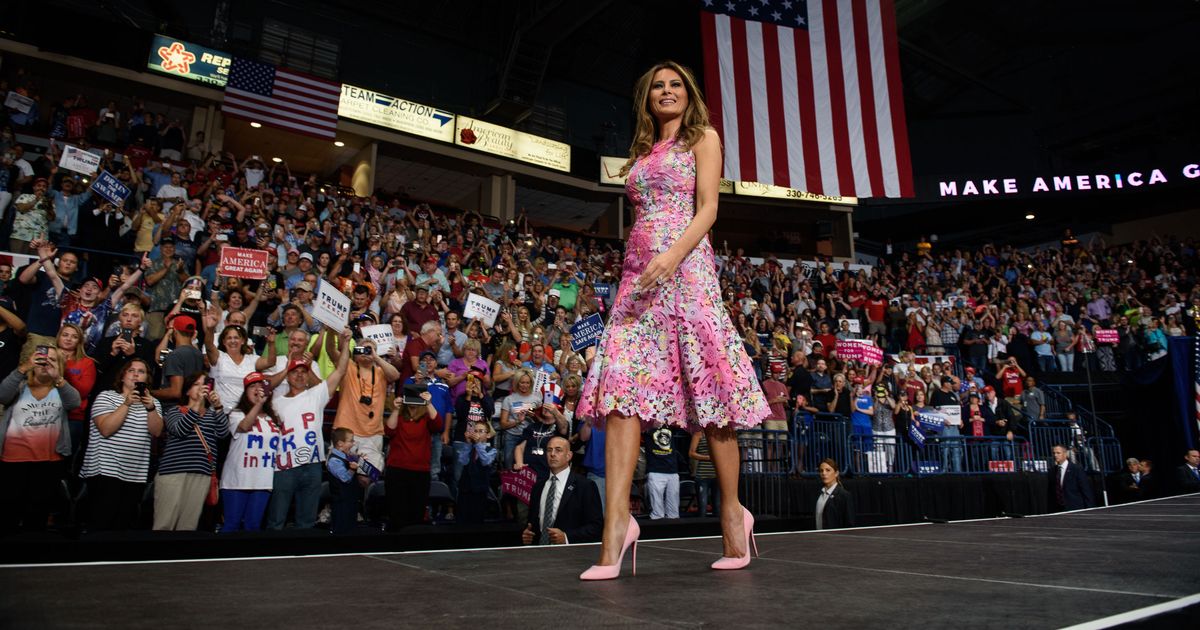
[406, 351, 453, 480]
[48, 173, 91, 247]
[850, 378, 874, 471]
[327, 428, 361, 534]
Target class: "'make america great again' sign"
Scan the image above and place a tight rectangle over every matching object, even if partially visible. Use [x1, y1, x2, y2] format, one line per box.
[937, 162, 1200, 198]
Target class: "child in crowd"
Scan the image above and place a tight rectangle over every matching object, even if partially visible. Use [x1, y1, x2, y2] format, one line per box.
[327, 428, 360, 534]
[456, 420, 497, 524]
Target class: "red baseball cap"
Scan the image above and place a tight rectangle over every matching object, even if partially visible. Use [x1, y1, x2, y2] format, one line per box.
[965, 366, 975, 373]
[171, 315, 197, 333]
[286, 357, 311, 373]
[983, 385, 995, 393]
[852, 376, 865, 385]
[243, 372, 267, 387]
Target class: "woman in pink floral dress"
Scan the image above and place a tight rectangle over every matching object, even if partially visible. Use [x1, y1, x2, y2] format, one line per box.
[577, 61, 769, 580]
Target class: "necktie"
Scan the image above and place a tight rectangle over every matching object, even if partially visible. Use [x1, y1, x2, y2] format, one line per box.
[1193, 467, 1199, 481]
[539, 474, 559, 545]
[1056, 464, 1065, 507]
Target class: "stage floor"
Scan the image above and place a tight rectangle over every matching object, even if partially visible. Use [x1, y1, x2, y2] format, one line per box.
[3, 495, 1199, 629]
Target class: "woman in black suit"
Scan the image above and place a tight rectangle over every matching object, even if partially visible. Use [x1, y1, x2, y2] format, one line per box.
[815, 458, 855, 530]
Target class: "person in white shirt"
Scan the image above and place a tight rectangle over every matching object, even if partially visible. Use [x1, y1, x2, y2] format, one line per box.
[155, 172, 188, 213]
[263, 326, 351, 530]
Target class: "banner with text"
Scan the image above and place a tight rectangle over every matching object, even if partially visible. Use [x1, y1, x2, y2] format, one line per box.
[499, 467, 538, 505]
[569, 313, 605, 352]
[89, 171, 132, 206]
[338, 83, 455, 143]
[147, 34, 231, 87]
[463, 293, 501, 327]
[314, 279, 351, 332]
[455, 116, 570, 172]
[360, 324, 397, 355]
[217, 247, 269, 280]
[58, 145, 101, 176]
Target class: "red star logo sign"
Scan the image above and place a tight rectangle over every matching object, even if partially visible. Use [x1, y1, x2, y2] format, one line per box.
[157, 42, 196, 75]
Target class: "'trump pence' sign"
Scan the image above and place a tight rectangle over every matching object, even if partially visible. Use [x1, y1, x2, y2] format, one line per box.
[359, 324, 397, 355]
[463, 293, 501, 327]
[313, 279, 351, 332]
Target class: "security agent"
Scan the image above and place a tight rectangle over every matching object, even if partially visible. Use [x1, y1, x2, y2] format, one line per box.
[522, 436, 603, 545]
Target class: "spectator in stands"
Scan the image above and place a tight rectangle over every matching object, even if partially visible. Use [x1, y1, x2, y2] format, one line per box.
[220, 372, 278, 533]
[1048, 443, 1094, 511]
[1030, 321, 1054, 373]
[815, 458, 854, 530]
[643, 426, 684, 520]
[154, 373, 227, 531]
[54, 323, 95, 458]
[266, 328, 351, 530]
[9, 177, 54, 254]
[455, 419, 497, 525]
[1175, 449, 1200, 495]
[330, 337, 399, 485]
[384, 385, 441, 528]
[326, 428, 362, 534]
[82, 357, 163, 530]
[1053, 320, 1077, 373]
[1019, 376, 1045, 423]
[499, 368, 540, 465]
[1114, 457, 1144, 503]
[522, 435, 603, 545]
[0, 345, 80, 533]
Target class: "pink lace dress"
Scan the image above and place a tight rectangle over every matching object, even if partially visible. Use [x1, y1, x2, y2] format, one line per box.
[577, 138, 769, 431]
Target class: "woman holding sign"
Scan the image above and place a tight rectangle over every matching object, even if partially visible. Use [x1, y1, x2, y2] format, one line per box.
[576, 62, 769, 580]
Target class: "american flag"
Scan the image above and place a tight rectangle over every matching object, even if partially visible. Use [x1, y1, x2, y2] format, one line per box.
[700, 0, 913, 198]
[222, 58, 339, 140]
[1194, 336, 1200, 443]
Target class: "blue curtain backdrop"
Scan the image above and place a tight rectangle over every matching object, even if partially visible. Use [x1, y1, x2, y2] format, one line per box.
[1168, 336, 1195, 450]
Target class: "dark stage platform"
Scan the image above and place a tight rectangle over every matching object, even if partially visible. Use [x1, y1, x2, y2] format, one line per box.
[3, 495, 1199, 629]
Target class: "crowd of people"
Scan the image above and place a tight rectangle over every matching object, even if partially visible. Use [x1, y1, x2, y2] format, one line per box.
[1, 78, 1199, 538]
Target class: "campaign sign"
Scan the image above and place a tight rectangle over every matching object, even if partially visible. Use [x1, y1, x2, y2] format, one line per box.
[313, 278, 351, 332]
[570, 313, 605, 352]
[593, 282, 612, 299]
[860, 344, 883, 366]
[914, 410, 945, 435]
[4, 91, 34, 114]
[217, 247, 270, 280]
[89, 171, 131, 206]
[500, 467, 538, 505]
[463, 292, 501, 327]
[836, 339, 880, 364]
[839, 318, 862, 334]
[58, 145, 101, 175]
[532, 370, 551, 396]
[1094, 328, 1119, 344]
[360, 324, 396, 355]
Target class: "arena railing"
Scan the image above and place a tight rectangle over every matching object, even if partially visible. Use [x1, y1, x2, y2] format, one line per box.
[793, 413, 853, 476]
[847, 434, 915, 476]
[913, 436, 1035, 476]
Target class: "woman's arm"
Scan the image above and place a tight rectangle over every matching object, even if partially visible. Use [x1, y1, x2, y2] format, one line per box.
[688, 432, 710, 462]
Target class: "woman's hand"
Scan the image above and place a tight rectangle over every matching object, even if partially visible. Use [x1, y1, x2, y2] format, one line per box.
[206, 387, 222, 410]
[636, 250, 683, 291]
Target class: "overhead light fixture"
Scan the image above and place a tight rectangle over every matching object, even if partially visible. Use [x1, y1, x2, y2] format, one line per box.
[334, 140, 345, 147]
[1025, 213, 1035, 220]
[272, 157, 282, 163]
[250, 122, 262, 128]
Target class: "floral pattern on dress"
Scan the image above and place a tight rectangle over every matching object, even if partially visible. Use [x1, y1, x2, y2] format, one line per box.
[577, 138, 769, 432]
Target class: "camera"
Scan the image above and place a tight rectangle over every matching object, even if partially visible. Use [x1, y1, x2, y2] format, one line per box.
[358, 395, 373, 406]
[352, 346, 372, 357]
[134, 382, 147, 396]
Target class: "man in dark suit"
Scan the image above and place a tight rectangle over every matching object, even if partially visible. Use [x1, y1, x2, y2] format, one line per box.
[1112, 457, 1144, 503]
[522, 436, 603, 545]
[1174, 449, 1200, 495]
[1048, 444, 1094, 512]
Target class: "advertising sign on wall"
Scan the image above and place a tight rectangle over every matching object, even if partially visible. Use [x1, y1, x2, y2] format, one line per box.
[338, 84, 455, 143]
[455, 116, 571, 172]
[146, 35, 231, 87]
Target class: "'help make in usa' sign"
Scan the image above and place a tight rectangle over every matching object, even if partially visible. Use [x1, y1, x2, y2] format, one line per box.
[89, 171, 131, 206]
[217, 247, 270, 280]
[570, 313, 605, 352]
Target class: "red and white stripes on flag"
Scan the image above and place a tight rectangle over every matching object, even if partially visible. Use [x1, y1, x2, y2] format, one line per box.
[222, 57, 340, 140]
[700, 0, 914, 198]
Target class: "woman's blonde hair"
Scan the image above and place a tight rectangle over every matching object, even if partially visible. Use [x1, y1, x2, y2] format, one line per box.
[513, 368, 536, 392]
[621, 60, 713, 177]
[55, 322, 89, 362]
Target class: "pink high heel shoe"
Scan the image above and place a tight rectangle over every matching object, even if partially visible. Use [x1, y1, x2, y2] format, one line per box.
[711, 507, 758, 570]
[580, 516, 640, 581]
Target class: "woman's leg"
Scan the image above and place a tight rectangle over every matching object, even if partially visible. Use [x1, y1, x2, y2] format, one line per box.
[595, 412, 641, 566]
[221, 489, 248, 533]
[706, 425, 747, 558]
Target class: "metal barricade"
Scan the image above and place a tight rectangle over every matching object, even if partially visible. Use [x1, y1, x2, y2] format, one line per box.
[796, 413, 852, 475]
[737, 427, 795, 517]
[848, 433, 914, 476]
[1028, 420, 1078, 462]
[1086, 436, 1123, 474]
